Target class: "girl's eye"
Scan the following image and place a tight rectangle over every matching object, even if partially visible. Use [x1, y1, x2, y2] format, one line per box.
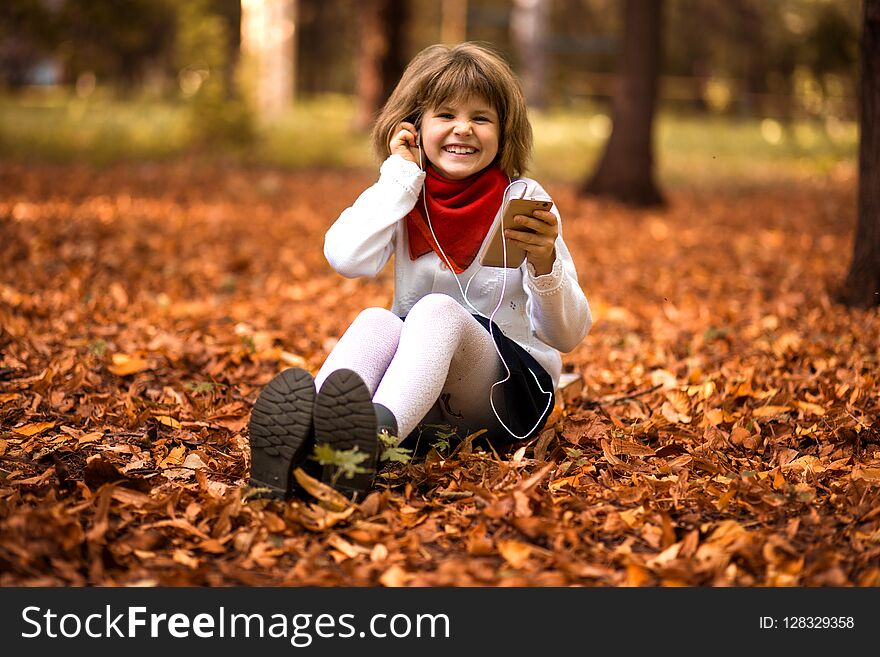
[474, 116, 489, 122]
[437, 113, 454, 119]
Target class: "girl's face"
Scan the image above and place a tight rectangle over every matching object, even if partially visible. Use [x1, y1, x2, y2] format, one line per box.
[420, 95, 500, 180]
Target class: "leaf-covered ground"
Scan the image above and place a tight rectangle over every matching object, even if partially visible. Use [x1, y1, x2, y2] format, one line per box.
[1, 161, 878, 586]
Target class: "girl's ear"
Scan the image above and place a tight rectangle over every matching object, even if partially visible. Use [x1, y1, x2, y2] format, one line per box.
[406, 113, 422, 146]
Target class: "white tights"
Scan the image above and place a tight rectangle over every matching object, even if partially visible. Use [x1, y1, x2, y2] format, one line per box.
[314, 293, 507, 441]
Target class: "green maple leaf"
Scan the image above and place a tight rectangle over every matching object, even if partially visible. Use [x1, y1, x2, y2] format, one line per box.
[377, 430, 411, 464]
[381, 445, 412, 464]
[310, 444, 369, 479]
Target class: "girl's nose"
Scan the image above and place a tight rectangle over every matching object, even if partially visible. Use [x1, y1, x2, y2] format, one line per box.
[453, 120, 472, 135]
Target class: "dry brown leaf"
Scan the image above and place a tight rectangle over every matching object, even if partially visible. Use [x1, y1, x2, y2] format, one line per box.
[12, 422, 56, 436]
[77, 431, 104, 445]
[852, 468, 880, 482]
[794, 401, 826, 416]
[292, 467, 353, 512]
[610, 437, 655, 457]
[155, 415, 181, 429]
[107, 353, 150, 376]
[497, 539, 532, 569]
[752, 405, 792, 418]
[782, 456, 826, 474]
[379, 565, 411, 587]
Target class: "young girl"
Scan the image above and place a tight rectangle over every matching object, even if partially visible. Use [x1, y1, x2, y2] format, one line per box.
[249, 42, 592, 500]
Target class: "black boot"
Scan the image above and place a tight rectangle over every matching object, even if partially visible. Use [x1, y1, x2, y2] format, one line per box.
[313, 369, 398, 501]
[248, 367, 317, 499]
[373, 402, 399, 439]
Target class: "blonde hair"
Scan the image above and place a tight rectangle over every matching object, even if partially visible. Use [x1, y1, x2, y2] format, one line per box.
[371, 42, 533, 178]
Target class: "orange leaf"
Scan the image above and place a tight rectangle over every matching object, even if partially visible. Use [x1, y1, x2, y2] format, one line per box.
[853, 468, 880, 482]
[108, 353, 150, 376]
[619, 506, 645, 528]
[78, 431, 104, 445]
[159, 445, 186, 468]
[625, 563, 650, 587]
[13, 421, 56, 436]
[497, 539, 532, 568]
[154, 415, 181, 429]
[794, 401, 826, 417]
[703, 408, 725, 426]
[782, 455, 825, 474]
[292, 467, 353, 512]
[379, 565, 411, 587]
[752, 405, 791, 418]
[729, 426, 751, 445]
[661, 401, 691, 424]
[650, 369, 678, 389]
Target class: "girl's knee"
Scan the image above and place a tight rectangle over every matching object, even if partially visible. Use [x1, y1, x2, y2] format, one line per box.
[353, 306, 402, 328]
[407, 293, 466, 322]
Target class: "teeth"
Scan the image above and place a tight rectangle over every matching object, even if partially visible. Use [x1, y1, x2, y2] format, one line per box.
[444, 146, 476, 154]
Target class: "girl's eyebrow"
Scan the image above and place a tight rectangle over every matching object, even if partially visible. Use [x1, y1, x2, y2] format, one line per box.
[436, 105, 497, 116]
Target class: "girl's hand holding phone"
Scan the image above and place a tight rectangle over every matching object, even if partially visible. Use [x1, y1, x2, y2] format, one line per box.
[390, 121, 422, 166]
[504, 209, 558, 276]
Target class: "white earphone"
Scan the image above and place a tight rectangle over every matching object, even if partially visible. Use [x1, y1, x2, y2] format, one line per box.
[415, 142, 554, 441]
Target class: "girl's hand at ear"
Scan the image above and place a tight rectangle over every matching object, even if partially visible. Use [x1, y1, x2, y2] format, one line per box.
[390, 121, 422, 166]
[505, 209, 558, 276]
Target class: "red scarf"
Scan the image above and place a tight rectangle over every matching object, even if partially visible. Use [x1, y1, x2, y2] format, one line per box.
[406, 164, 508, 273]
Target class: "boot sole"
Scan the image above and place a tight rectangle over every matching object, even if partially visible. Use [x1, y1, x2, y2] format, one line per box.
[313, 369, 378, 499]
[248, 367, 315, 498]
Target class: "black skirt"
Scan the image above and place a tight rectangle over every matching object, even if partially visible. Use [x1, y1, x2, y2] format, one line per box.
[472, 315, 555, 444]
[397, 312, 555, 446]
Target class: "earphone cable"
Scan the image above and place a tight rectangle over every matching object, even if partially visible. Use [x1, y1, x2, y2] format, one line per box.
[417, 146, 554, 440]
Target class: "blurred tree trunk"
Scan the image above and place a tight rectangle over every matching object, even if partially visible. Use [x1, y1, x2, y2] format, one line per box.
[240, 0, 297, 116]
[353, 0, 409, 132]
[216, 0, 243, 100]
[842, 0, 880, 308]
[441, 0, 468, 45]
[511, 0, 549, 109]
[582, 0, 664, 207]
[686, 0, 710, 112]
[735, 0, 765, 117]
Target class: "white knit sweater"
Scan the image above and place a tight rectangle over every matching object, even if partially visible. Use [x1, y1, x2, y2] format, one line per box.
[324, 154, 592, 388]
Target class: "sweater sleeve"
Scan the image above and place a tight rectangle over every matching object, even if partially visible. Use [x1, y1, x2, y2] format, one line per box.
[324, 154, 426, 278]
[522, 183, 593, 353]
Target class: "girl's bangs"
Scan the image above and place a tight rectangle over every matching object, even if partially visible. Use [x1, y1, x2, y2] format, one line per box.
[421, 64, 505, 115]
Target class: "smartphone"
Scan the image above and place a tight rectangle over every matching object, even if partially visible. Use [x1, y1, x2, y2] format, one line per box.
[479, 197, 554, 268]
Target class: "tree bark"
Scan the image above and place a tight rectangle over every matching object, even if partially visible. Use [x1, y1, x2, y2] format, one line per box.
[511, 0, 550, 109]
[240, 0, 296, 116]
[353, 0, 409, 132]
[843, 0, 880, 308]
[581, 0, 664, 207]
[736, 0, 766, 117]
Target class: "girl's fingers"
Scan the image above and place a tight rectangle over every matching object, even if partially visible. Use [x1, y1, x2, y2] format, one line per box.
[514, 214, 558, 237]
[530, 209, 557, 224]
[393, 123, 418, 146]
[505, 229, 554, 251]
[390, 126, 421, 164]
[391, 130, 415, 149]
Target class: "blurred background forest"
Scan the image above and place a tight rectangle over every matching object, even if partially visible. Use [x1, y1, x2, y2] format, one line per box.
[0, 0, 862, 189]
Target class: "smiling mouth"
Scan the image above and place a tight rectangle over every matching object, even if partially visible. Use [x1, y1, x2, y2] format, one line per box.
[442, 146, 478, 155]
